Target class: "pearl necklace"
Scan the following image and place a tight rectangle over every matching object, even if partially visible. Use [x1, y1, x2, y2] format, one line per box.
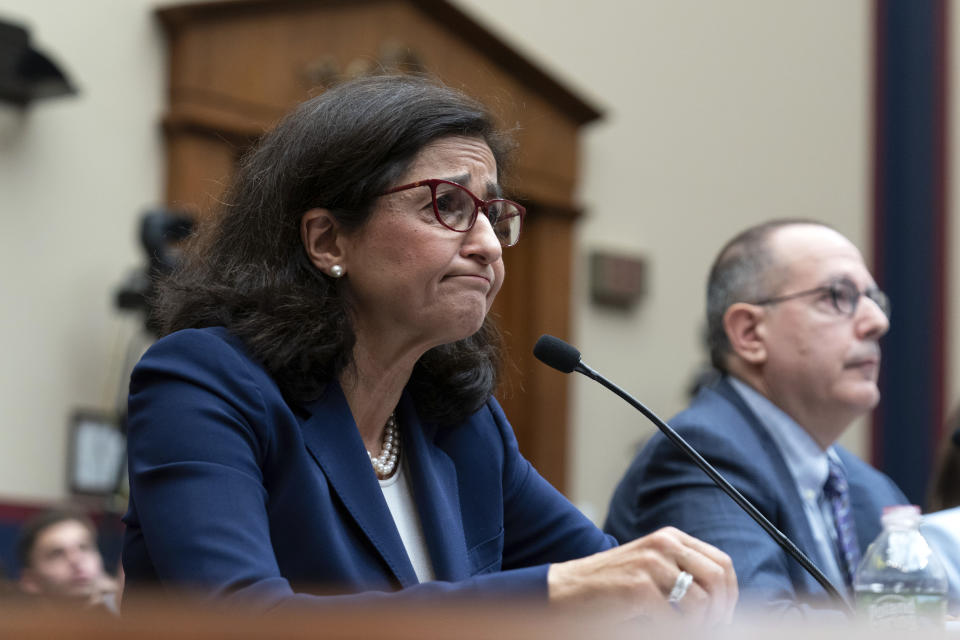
[368, 413, 399, 479]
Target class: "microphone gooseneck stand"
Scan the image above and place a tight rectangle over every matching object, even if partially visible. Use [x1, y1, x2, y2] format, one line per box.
[533, 334, 852, 613]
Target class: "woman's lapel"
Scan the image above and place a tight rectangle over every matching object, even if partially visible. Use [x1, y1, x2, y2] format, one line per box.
[300, 383, 418, 587]
[397, 392, 471, 582]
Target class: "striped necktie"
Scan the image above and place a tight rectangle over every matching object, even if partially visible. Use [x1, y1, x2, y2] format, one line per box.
[823, 457, 861, 587]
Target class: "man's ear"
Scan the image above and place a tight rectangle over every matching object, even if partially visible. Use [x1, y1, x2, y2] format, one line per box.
[300, 208, 347, 276]
[18, 569, 41, 595]
[723, 302, 768, 366]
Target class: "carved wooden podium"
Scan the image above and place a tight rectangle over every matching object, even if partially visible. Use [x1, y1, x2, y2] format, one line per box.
[156, 0, 601, 491]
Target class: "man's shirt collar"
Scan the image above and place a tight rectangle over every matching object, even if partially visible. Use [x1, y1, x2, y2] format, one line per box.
[727, 376, 839, 500]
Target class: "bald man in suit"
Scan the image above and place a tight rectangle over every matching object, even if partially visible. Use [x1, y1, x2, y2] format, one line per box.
[606, 220, 907, 613]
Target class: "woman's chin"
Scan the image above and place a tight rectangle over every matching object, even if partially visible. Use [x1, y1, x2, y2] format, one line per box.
[435, 314, 487, 347]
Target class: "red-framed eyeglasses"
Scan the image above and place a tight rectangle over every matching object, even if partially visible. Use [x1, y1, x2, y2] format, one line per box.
[383, 178, 525, 247]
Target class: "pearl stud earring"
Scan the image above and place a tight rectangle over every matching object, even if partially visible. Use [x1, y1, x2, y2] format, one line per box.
[330, 265, 345, 278]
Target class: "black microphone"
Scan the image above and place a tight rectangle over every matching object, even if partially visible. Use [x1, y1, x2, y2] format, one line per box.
[953, 428, 960, 448]
[534, 334, 851, 610]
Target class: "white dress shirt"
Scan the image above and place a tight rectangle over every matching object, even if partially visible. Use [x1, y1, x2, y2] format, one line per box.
[921, 506, 960, 615]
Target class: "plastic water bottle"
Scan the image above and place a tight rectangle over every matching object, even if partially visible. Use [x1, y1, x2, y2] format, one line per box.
[854, 505, 948, 629]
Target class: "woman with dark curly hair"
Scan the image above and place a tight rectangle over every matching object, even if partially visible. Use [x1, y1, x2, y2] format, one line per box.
[121, 74, 736, 622]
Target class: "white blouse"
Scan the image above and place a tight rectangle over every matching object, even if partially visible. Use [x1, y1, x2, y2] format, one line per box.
[378, 459, 436, 583]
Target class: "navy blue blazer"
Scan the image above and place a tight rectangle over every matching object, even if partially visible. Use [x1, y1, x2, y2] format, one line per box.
[604, 377, 906, 609]
[122, 328, 614, 608]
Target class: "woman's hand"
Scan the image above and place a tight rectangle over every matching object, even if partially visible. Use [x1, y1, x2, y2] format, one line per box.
[547, 527, 737, 625]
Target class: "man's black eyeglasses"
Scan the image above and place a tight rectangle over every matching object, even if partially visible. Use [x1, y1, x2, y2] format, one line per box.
[751, 277, 891, 319]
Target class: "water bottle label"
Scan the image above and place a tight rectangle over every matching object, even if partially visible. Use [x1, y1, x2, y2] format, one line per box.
[857, 593, 946, 629]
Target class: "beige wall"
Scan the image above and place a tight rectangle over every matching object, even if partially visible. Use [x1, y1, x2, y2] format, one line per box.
[0, 0, 166, 499]
[0, 0, 878, 516]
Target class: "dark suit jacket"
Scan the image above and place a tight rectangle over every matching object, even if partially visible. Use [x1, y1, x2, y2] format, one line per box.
[603, 377, 906, 609]
[122, 327, 614, 608]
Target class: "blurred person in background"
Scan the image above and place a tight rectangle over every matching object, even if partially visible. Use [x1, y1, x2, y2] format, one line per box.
[927, 419, 960, 512]
[923, 424, 960, 614]
[17, 508, 118, 612]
